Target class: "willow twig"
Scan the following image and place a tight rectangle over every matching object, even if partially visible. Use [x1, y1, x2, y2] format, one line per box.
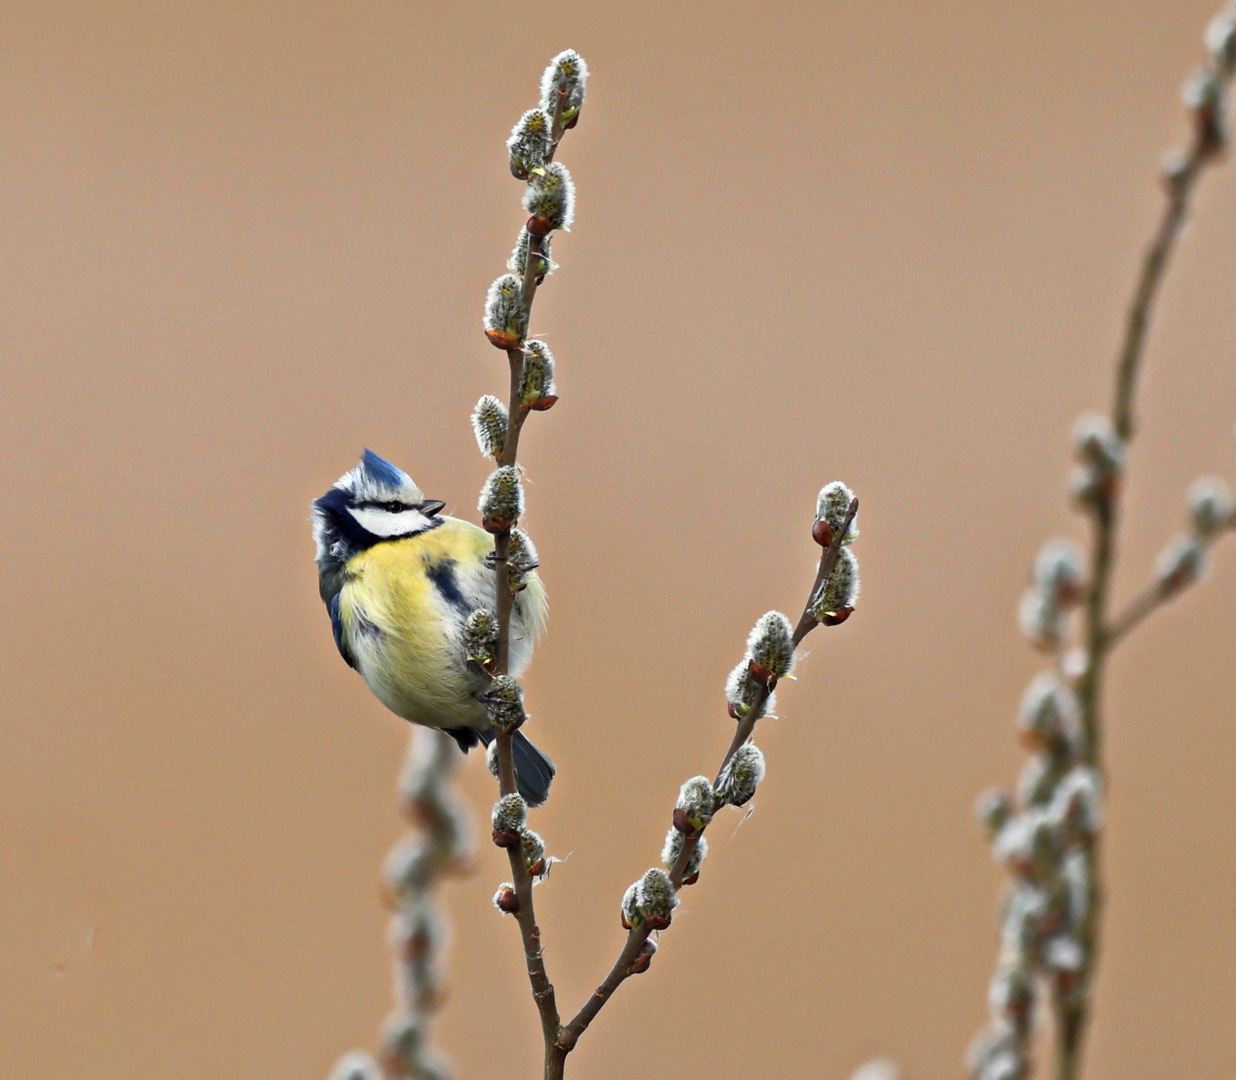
[1102, 580, 1168, 650]
[478, 55, 587, 1078]
[1059, 130, 1225, 1080]
[965, 17, 1236, 1080]
[555, 499, 860, 1060]
[329, 729, 471, 1080]
[477, 51, 866, 1080]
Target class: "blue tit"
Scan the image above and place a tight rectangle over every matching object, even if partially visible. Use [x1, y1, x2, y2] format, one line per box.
[311, 449, 554, 805]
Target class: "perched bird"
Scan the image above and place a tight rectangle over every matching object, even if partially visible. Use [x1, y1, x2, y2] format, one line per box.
[311, 449, 554, 805]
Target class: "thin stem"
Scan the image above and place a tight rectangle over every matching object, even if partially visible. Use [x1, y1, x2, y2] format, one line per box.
[549, 79, 567, 154]
[556, 499, 859, 1057]
[492, 233, 544, 667]
[1104, 580, 1168, 649]
[715, 499, 859, 779]
[493, 532, 515, 675]
[1105, 520, 1235, 648]
[486, 107, 576, 1080]
[1053, 132, 1212, 1080]
[1111, 153, 1203, 441]
[488, 310, 564, 1068]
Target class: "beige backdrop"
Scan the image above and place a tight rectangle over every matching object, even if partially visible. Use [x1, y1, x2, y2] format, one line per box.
[2, 2, 1234, 1078]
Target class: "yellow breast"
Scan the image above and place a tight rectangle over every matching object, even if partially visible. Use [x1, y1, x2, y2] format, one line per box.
[336, 517, 535, 728]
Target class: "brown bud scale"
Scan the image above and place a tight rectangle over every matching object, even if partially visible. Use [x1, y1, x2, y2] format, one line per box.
[486, 328, 521, 350]
[526, 214, 555, 237]
[628, 952, 653, 976]
[812, 518, 834, 547]
[492, 829, 521, 849]
[747, 659, 775, 688]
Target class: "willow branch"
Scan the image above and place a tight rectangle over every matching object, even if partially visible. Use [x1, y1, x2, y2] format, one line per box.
[556, 499, 859, 1055]
[484, 69, 583, 1077]
[1106, 518, 1235, 648]
[487, 274, 566, 1071]
[327, 729, 471, 1080]
[1103, 580, 1169, 649]
[1054, 99, 1228, 1080]
[1111, 157, 1205, 443]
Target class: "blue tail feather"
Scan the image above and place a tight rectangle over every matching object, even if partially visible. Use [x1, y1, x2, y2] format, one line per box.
[510, 731, 556, 807]
[463, 728, 555, 806]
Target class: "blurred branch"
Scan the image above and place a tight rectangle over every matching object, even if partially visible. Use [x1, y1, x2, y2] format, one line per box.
[1061, 27, 1235, 1079]
[329, 728, 471, 1080]
[968, 10, 1236, 1080]
[1105, 515, 1235, 648]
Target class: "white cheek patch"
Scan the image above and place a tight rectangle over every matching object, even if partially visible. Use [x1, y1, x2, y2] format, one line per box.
[348, 506, 434, 537]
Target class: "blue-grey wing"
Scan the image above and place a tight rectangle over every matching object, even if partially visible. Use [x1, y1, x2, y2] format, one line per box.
[328, 589, 357, 670]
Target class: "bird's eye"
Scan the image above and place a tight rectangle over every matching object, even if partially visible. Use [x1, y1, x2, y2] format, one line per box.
[385, 501, 404, 513]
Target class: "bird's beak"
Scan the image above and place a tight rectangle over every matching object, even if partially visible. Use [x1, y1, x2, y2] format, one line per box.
[419, 499, 446, 516]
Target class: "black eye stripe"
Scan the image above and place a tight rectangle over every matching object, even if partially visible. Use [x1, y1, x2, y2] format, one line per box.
[357, 500, 414, 513]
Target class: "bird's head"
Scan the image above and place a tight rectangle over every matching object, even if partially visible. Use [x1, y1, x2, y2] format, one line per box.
[312, 449, 447, 565]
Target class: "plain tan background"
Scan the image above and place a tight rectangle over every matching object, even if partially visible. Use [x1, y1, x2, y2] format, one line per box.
[2, 2, 1234, 1078]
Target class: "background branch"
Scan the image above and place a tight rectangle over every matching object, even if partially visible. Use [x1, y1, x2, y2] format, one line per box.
[968, 15, 1236, 1080]
[329, 729, 471, 1080]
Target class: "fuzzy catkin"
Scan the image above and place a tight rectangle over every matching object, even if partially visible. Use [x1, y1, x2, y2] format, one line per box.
[479, 466, 525, 528]
[523, 163, 575, 234]
[507, 108, 553, 179]
[492, 793, 527, 836]
[715, 744, 766, 807]
[522, 830, 547, 877]
[509, 227, 553, 282]
[520, 340, 557, 405]
[661, 828, 708, 881]
[815, 547, 860, 618]
[1017, 673, 1078, 750]
[1188, 476, 1234, 537]
[746, 611, 795, 678]
[540, 49, 589, 123]
[1207, 5, 1236, 71]
[816, 480, 859, 542]
[471, 395, 508, 460]
[636, 867, 677, 922]
[724, 658, 774, 720]
[507, 529, 540, 595]
[483, 675, 526, 733]
[620, 882, 642, 929]
[483, 273, 528, 349]
[464, 609, 499, 665]
[675, 775, 716, 833]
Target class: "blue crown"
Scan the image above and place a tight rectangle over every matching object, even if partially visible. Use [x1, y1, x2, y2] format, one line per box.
[359, 448, 408, 489]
